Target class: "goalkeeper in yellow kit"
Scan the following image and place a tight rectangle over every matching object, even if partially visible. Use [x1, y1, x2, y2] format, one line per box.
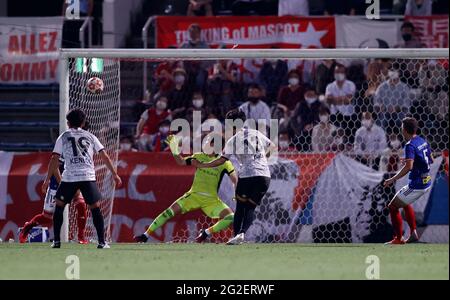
[134, 133, 237, 243]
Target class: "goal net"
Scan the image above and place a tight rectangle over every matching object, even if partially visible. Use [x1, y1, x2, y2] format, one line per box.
[61, 57, 120, 242]
[60, 49, 448, 244]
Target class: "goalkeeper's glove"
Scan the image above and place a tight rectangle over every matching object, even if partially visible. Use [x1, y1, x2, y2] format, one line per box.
[165, 134, 181, 156]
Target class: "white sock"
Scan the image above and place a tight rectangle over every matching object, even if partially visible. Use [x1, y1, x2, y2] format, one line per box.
[205, 228, 211, 236]
[144, 232, 150, 238]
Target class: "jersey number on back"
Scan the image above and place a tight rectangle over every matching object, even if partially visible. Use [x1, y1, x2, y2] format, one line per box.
[67, 137, 90, 157]
[423, 149, 430, 169]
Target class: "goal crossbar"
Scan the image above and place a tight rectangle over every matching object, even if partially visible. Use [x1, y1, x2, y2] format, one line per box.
[59, 48, 449, 60]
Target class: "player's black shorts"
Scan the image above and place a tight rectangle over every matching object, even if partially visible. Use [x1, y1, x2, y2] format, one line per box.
[235, 176, 271, 206]
[55, 181, 102, 205]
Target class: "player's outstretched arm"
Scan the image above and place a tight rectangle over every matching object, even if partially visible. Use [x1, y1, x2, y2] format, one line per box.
[42, 154, 60, 193]
[384, 159, 413, 187]
[173, 153, 188, 166]
[99, 150, 122, 187]
[164, 135, 190, 166]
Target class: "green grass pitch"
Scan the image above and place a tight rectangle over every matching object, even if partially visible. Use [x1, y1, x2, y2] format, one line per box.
[0, 243, 448, 280]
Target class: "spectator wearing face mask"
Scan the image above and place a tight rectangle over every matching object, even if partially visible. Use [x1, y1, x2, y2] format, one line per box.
[239, 83, 271, 126]
[119, 136, 138, 153]
[374, 68, 412, 132]
[135, 96, 172, 151]
[405, 0, 432, 16]
[167, 68, 192, 118]
[288, 87, 322, 152]
[395, 21, 425, 48]
[185, 91, 208, 130]
[354, 112, 387, 168]
[325, 64, 357, 137]
[278, 132, 296, 153]
[311, 106, 337, 153]
[149, 120, 172, 152]
[277, 70, 304, 113]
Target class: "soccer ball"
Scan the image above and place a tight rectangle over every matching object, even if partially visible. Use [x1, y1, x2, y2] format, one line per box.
[87, 77, 104, 94]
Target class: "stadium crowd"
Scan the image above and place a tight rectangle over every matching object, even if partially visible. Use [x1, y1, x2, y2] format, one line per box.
[126, 23, 448, 174]
[99, 0, 450, 172]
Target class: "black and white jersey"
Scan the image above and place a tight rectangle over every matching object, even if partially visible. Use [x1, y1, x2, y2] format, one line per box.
[223, 127, 272, 179]
[52, 128, 104, 182]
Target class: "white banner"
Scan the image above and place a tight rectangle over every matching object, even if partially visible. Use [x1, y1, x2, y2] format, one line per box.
[0, 17, 64, 84]
[335, 16, 401, 48]
[311, 154, 384, 242]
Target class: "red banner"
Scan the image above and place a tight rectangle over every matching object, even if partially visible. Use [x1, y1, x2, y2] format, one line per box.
[0, 152, 213, 243]
[1, 152, 447, 243]
[405, 15, 449, 48]
[0, 152, 337, 242]
[156, 16, 336, 49]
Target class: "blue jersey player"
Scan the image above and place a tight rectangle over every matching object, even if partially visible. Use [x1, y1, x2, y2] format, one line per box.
[384, 117, 433, 244]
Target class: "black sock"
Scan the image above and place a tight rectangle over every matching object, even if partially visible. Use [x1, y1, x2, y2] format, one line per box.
[91, 207, 105, 244]
[53, 205, 65, 242]
[241, 205, 256, 234]
[233, 201, 245, 236]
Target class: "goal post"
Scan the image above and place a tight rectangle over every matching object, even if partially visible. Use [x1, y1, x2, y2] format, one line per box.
[59, 54, 121, 242]
[59, 48, 449, 243]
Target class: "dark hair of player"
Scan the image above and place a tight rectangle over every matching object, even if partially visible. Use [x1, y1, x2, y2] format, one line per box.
[66, 108, 86, 128]
[225, 108, 247, 122]
[402, 117, 418, 135]
[82, 119, 90, 130]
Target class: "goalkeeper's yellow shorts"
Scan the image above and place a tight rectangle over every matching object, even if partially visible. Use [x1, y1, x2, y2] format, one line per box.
[175, 191, 230, 219]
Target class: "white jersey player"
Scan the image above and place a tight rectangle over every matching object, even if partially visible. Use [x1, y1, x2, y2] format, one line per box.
[42, 108, 121, 249]
[193, 109, 275, 245]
